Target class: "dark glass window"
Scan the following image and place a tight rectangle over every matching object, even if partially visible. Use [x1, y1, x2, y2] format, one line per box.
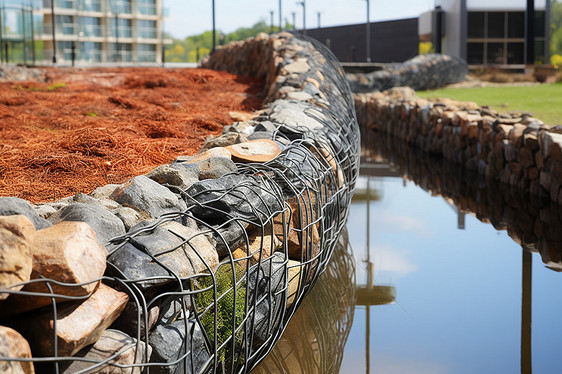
[507, 12, 524, 38]
[487, 12, 505, 38]
[467, 42, 484, 64]
[507, 42, 524, 64]
[468, 12, 485, 38]
[535, 11, 545, 38]
[487, 42, 505, 64]
[535, 40, 545, 63]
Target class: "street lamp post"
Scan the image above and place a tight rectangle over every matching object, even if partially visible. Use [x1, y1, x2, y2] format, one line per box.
[279, 0, 282, 31]
[211, 0, 216, 53]
[270, 10, 274, 33]
[317, 11, 321, 29]
[292, 11, 296, 31]
[297, 0, 305, 35]
[51, 0, 56, 63]
[366, 0, 371, 62]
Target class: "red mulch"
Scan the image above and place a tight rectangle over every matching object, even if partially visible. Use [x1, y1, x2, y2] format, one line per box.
[0, 67, 264, 203]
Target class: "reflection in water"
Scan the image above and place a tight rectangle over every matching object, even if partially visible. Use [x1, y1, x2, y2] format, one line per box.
[362, 129, 562, 272]
[253, 230, 356, 374]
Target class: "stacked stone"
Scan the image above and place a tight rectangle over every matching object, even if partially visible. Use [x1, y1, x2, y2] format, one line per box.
[347, 53, 468, 93]
[0, 32, 359, 373]
[366, 132, 562, 272]
[355, 87, 562, 203]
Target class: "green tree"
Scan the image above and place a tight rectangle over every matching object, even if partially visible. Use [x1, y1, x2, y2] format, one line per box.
[551, 0, 562, 61]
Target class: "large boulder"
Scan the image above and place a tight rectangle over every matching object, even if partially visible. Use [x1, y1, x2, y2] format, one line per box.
[0, 197, 51, 230]
[0, 326, 35, 374]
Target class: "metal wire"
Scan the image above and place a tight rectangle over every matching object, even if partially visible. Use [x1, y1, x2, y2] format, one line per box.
[0, 33, 360, 373]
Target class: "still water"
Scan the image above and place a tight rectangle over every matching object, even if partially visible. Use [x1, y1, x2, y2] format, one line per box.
[255, 131, 562, 374]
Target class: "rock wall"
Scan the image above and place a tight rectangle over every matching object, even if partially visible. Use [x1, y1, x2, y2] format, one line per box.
[355, 87, 562, 203]
[0, 32, 360, 373]
[347, 53, 468, 93]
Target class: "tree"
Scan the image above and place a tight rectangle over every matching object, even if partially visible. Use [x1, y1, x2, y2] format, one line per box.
[551, 0, 562, 63]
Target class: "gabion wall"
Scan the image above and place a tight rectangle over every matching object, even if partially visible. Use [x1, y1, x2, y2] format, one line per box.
[0, 32, 360, 373]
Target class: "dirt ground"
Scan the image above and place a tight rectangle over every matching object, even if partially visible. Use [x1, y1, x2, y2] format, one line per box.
[0, 67, 264, 203]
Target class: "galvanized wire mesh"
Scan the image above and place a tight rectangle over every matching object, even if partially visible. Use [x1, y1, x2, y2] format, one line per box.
[0, 33, 360, 373]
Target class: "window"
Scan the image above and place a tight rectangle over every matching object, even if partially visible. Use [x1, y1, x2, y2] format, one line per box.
[468, 12, 485, 38]
[137, 0, 157, 15]
[78, 41, 102, 62]
[507, 42, 524, 64]
[487, 43, 504, 64]
[56, 0, 75, 9]
[535, 11, 545, 38]
[487, 12, 505, 39]
[467, 42, 484, 65]
[137, 43, 156, 62]
[109, 18, 132, 38]
[137, 20, 157, 39]
[56, 15, 75, 35]
[78, 16, 101, 37]
[113, 0, 132, 14]
[110, 42, 132, 62]
[79, 0, 101, 12]
[507, 12, 524, 38]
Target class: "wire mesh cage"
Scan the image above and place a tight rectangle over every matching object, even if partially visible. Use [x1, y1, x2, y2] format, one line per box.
[0, 32, 360, 374]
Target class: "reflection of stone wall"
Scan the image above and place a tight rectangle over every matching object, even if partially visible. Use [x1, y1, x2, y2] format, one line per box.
[365, 131, 562, 271]
[347, 54, 468, 93]
[355, 88, 562, 205]
[253, 230, 355, 374]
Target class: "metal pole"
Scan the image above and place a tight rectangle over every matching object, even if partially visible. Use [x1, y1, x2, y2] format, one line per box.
[366, 0, 371, 62]
[521, 249, 532, 374]
[30, 1, 35, 66]
[211, 0, 216, 53]
[115, 13, 119, 62]
[22, 7, 27, 64]
[292, 11, 296, 31]
[302, 0, 306, 35]
[526, 0, 535, 65]
[279, 0, 282, 31]
[317, 11, 321, 29]
[270, 10, 274, 33]
[51, 0, 56, 63]
[0, 2, 4, 63]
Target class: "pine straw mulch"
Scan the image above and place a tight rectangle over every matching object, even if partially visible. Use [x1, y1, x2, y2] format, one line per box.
[0, 67, 264, 203]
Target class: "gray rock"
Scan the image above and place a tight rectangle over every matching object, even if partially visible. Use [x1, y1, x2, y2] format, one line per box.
[197, 156, 238, 180]
[110, 175, 187, 218]
[159, 295, 191, 325]
[0, 197, 51, 230]
[129, 220, 219, 279]
[247, 131, 274, 141]
[61, 329, 152, 374]
[269, 100, 326, 133]
[114, 206, 147, 231]
[34, 204, 57, 219]
[254, 121, 278, 133]
[147, 164, 198, 189]
[72, 192, 107, 210]
[89, 184, 121, 199]
[48, 203, 126, 244]
[185, 174, 283, 226]
[149, 319, 210, 374]
[206, 220, 249, 257]
[107, 242, 172, 291]
[170, 162, 201, 180]
[202, 132, 242, 149]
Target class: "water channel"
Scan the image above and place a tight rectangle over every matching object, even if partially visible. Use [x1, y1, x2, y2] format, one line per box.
[255, 129, 562, 373]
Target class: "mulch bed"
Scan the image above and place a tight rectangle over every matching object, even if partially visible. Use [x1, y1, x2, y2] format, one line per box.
[0, 67, 264, 203]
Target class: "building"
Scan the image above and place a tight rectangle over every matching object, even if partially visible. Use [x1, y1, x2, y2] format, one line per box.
[306, 18, 419, 63]
[1, 0, 167, 65]
[419, 0, 550, 67]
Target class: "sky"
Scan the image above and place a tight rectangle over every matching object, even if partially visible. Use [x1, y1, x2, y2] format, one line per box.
[163, 0, 435, 39]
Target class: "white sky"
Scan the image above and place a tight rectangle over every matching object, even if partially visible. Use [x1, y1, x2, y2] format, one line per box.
[163, 0, 435, 39]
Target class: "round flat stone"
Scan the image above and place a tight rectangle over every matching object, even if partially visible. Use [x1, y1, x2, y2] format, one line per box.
[226, 139, 281, 163]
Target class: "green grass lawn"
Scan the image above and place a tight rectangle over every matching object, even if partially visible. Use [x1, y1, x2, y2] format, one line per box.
[417, 82, 562, 126]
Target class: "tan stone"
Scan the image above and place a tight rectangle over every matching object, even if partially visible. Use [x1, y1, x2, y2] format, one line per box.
[226, 139, 281, 163]
[286, 260, 302, 307]
[21, 283, 128, 357]
[0, 326, 35, 374]
[61, 329, 151, 374]
[229, 111, 255, 122]
[508, 124, 526, 146]
[0, 216, 34, 301]
[233, 232, 281, 266]
[190, 147, 232, 163]
[1, 221, 107, 316]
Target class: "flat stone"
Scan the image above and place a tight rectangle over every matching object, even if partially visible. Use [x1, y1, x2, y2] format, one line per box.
[185, 174, 283, 226]
[269, 100, 326, 133]
[114, 206, 148, 231]
[206, 220, 249, 257]
[226, 139, 281, 163]
[0, 326, 34, 374]
[61, 329, 151, 374]
[89, 184, 121, 199]
[107, 243, 171, 291]
[197, 156, 238, 179]
[282, 59, 310, 74]
[202, 132, 244, 149]
[19, 283, 128, 357]
[1, 221, 107, 316]
[33, 204, 57, 219]
[130, 220, 219, 279]
[285, 91, 313, 101]
[146, 164, 198, 189]
[247, 131, 275, 141]
[149, 319, 210, 374]
[110, 175, 187, 219]
[287, 260, 302, 307]
[49, 203, 126, 245]
[0, 215, 34, 301]
[0, 197, 51, 230]
[232, 231, 281, 265]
